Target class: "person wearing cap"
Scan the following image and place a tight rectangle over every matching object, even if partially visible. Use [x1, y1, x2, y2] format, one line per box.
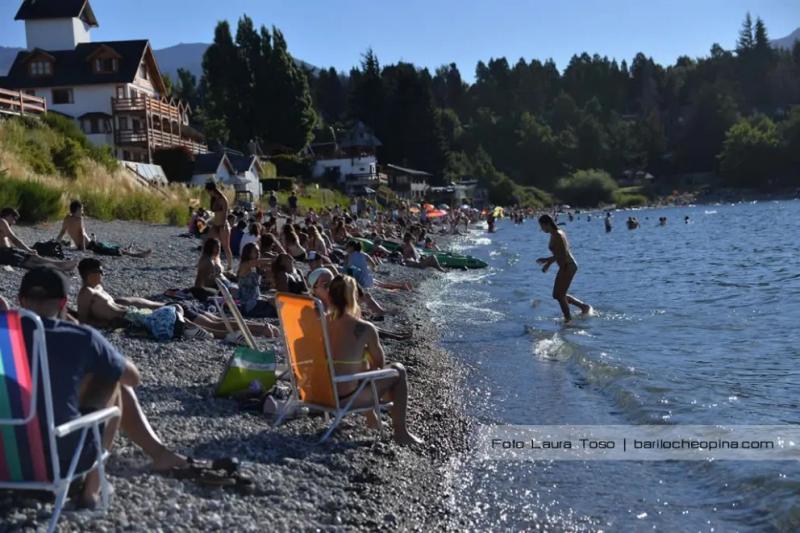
[0, 207, 78, 272]
[16, 268, 190, 508]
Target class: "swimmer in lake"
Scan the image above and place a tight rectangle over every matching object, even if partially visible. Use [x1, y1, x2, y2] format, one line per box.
[536, 214, 591, 323]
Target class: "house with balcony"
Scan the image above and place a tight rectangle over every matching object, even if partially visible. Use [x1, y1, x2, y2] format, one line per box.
[386, 164, 432, 200]
[309, 122, 383, 195]
[0, 0, 207, 163]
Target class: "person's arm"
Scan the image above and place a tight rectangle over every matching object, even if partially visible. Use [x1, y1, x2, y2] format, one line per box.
[1, 221, 35, 253]
[195, 261, 210, 288]
[55, 218, 67, 242]
[364, 322, 386, 369]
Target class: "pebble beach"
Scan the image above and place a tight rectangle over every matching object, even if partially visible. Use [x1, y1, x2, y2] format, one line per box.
[0, 220, 472, 531]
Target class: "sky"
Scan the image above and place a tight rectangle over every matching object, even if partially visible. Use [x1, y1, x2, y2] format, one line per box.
[1, 0, 798, 80]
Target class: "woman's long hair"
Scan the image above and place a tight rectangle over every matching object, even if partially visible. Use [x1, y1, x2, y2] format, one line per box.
[271, 253, 292, 277]
[328, 275, 360, 320]
[202, 238, 221, 258]
[240, 243, 259, 265]
[538, 214, 558, 231]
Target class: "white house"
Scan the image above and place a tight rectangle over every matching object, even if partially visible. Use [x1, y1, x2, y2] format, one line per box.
[191, 152, 263, 199]
[309, 122, 382, 194]
[0, 0, 206, 163]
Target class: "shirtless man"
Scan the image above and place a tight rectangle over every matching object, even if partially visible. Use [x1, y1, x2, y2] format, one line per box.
[56, 200, 151, 258]
[0, 207, 78, 272]
[400, 233, 445, 272]
[205, 182, 234, 270]
[77, 258, 278, 339]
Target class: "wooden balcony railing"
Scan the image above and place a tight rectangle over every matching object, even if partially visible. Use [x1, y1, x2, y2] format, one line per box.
[111, 96, 185, 122]
[115, 129, 207, 154]
[0, 88, 47, 117]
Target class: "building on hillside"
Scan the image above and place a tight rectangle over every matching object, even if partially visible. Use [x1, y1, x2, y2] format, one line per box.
[0, 0, 207, 163]
[309, 122, 383, 195]
[386, 164, 431, 201]
[190, 151, 263, 199]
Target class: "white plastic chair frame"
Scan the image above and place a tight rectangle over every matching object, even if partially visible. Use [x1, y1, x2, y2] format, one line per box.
[0, 310, 120, 533]
[273, 293, 397, 443]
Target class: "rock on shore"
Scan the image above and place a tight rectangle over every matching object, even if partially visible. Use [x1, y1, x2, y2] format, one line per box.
[0, 220, 472, 531]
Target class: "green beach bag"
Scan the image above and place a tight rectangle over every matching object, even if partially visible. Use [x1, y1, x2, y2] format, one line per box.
[215, 347, 277, 397]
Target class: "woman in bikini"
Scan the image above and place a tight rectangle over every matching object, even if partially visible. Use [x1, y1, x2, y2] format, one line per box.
[271, 253, 308, 294]
[326, 275, 422, 445]
[205, 182, 234, 270]
[536, 214, 591, 323]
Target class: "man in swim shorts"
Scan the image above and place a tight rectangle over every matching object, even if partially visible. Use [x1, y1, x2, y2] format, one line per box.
[56, 200, 152, 258]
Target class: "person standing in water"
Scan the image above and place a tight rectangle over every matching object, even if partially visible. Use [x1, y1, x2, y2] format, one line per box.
[604, 212, 612, 233]
[536, 214, 591, 323]
[205, 181, 234, 270]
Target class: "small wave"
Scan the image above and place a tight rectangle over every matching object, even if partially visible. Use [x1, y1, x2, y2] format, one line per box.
[531, 333, 576, 361]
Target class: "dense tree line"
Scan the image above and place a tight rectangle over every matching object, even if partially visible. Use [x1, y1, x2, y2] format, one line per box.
[184, 14, 799, 204]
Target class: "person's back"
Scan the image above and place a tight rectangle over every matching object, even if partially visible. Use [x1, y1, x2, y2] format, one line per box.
[346, 250, 374, 288]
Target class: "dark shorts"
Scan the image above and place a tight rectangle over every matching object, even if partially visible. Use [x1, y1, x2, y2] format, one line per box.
[0, 247, 30, 267]
[57, 417, 104, 475]
[88, 241, 122, 256]
[239, 299, 278, 319]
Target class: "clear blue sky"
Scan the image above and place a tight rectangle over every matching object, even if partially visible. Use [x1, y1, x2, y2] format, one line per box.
[1, 0, 798, 80]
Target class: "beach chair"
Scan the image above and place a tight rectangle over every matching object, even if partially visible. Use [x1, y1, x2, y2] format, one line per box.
[273, 292, 397, 443]
[0, 310, 120, 533]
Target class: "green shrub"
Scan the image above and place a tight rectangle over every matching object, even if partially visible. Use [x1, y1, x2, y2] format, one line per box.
[165, 204, 190, 226]
[114, 193, 163, 222]
[52, 137, 85, 179]
[0, 176, 63, 223]
[554, 169, 618, 207]
[77, 190, 117, 221]
[614, 192, 649, 208]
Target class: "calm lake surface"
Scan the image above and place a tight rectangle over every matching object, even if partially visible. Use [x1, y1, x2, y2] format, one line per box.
[428, 200, 800, 532]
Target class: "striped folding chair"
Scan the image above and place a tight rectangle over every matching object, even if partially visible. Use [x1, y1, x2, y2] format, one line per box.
[0, 310, 120, 533]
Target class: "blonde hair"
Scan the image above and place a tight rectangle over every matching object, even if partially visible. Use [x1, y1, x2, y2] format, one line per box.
[328, 275, 360, 320]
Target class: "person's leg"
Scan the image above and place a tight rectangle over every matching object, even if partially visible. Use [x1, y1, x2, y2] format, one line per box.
[118, 385, 187, 471]
[567, 294, 591, 313]
[21, 255, 78, 272]
[359, 291, 386, 316]
[220, 225, 234, 270]
[553, 266, 577, 322]
[0, 295, 9, 311]
[382, 363, 423, 445]
[78, 377, 122, 507]
[121, 248, 152, 259]
[195, 311, 277, 337]
[116, 296, 163, 310]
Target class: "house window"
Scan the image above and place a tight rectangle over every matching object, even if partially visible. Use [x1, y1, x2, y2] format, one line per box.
[116, 85, 126, 98]
[52, 88, 73, 104]
[138, 62, 149, 80]
[29, 60, 52, 76]
[118, 117, 129, 130]
[123, 151, 131, 160]
[94, 58, 118, 73]
[90, 118, 99, 134]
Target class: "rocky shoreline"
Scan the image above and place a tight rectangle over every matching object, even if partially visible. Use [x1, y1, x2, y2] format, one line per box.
[0, 220, 472, 531]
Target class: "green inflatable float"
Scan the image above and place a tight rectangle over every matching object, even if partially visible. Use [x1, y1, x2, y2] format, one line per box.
[351, 237, 488, 269]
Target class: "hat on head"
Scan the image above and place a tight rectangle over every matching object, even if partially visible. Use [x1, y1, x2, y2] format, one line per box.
[308, 268, 333, 289]
[307, 250, 319, 261]
[19, 267, 68, 300]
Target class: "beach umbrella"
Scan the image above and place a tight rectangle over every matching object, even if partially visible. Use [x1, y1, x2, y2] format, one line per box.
[427, 209, 448, 218]
[408, 206, 420, 213]
[461, 204, 470, 209]
[438, 203, 449, 210]
[423, 203, 435, 211]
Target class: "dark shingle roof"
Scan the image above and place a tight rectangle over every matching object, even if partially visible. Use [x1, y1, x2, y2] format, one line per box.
[15, 0, 97, 26]
[2, 40, 149, 89]
[193, 153, 228, 175]
[228, 154, 257, 174]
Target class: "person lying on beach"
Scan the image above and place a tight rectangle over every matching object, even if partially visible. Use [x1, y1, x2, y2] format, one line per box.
[16, 268, 195, 508]
[0, 208, 78, 272]
[325, 274, 422, 445]
[77, 258, 277, 340]
[400, 233, 446, 272]
[56, 200, 152, 258]
[272, 254, 308, 294]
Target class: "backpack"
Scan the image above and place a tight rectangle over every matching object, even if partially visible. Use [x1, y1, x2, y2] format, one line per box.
[33, 241, 65, 259]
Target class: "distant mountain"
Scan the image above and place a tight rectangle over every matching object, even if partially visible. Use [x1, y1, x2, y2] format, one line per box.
[1, 42, 318, 81]
[771, 28, 800, 51]
[153, 43, 209, 81]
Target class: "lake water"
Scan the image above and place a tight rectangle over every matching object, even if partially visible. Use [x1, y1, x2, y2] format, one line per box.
[427, 200, 800, 531]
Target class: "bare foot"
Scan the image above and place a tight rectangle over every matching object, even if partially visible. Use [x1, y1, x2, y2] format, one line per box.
[394, 431, 424, 446]
[581, 305, 593, 315]
[150, 446, 188, 472]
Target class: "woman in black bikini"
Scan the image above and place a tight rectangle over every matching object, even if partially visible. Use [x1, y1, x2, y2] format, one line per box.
[536, 214, 591, 323]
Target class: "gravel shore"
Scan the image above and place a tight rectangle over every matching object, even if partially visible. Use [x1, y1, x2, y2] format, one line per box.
[0, 220, 472, 531]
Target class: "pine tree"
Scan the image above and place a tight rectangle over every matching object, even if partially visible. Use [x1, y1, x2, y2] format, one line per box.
[201, 21, 241, 144]
[753, 17, 770, 52]
[737, 13, 754, 54]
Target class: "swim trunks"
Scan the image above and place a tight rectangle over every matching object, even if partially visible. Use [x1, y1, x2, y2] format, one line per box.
[0, 247, 30, 267]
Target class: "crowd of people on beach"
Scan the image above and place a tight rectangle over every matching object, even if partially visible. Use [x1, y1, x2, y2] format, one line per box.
[0, 189, 495, 509]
